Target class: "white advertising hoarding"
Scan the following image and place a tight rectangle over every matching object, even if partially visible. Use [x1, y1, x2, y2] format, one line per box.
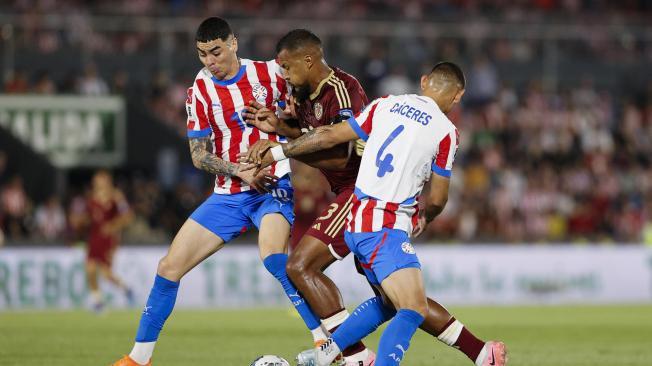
[0, 245, 650, 309]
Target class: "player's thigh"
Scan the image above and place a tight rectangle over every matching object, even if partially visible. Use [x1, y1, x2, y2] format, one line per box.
[258, 213, 291, 259]
[303, 190, 355, 261]
[249, 175, 295, 259]
[380, 267, 427, 315]
[158, 218, 225, 281]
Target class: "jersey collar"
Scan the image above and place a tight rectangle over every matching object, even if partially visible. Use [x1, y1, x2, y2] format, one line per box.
[211, 64, 246, 86]
[310, 69, 335, 100]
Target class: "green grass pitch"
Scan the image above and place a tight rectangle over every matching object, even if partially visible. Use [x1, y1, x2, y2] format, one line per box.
[1, 305, 650, 365]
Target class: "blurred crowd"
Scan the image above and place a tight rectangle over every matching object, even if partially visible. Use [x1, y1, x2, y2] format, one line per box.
[1, 2, 652, 244]
[3, 0, 652, 19]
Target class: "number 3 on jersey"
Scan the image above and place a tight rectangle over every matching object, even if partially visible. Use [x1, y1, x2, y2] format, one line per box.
[376, 125, 405, 177]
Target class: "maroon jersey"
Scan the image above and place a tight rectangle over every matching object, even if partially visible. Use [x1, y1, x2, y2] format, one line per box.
[86, 194, 128, 264]
[294, 67, 369, 194]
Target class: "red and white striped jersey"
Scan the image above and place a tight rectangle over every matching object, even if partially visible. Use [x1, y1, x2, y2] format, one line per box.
[346, 94, 459, 234]
[185, 59, 292, 194]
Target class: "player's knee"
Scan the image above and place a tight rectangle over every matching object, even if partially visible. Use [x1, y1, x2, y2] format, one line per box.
[401, 299, 428, 318]
[157, 256, 182, 281]
[286, 253, 312, 283]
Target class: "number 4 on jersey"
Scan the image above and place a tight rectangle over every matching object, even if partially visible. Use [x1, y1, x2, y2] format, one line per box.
[375, 125, 405, 177]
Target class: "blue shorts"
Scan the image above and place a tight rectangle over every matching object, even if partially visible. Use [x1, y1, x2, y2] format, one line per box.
[344, 228, 421, 286]
[190, 175, 295, 243]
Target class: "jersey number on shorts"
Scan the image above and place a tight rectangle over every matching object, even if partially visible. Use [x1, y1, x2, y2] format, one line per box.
[376, 125, 405, 177]
[317, 203, 339, 221]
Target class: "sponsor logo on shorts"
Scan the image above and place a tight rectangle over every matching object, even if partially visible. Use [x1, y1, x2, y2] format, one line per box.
[401, 242, 415, 254]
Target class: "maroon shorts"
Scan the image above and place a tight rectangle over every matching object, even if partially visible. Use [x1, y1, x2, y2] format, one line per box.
[304, 189, 354, 260]
[87, 236, 117, 265]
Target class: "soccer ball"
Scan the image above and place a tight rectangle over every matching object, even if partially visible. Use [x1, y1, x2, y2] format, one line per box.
[250, 355, 290, 366]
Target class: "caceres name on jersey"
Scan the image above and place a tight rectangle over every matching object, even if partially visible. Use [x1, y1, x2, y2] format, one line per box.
[345, 94, 459, 234]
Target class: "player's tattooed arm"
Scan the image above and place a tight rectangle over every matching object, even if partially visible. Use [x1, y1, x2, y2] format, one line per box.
[281, 122, 358, 158]
[189, 136, 239, 176]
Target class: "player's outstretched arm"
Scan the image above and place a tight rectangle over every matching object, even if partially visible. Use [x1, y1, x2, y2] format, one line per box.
[424, 173, 450, 223]
[281, 121, 358, 159]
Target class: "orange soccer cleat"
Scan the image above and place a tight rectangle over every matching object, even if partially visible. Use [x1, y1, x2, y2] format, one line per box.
[110, 355, 151, 366]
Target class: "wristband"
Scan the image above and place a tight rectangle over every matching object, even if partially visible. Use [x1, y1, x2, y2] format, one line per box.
[270, 145, 287, 161]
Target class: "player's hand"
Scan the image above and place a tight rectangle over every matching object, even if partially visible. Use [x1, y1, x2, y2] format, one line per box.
[243, 100, 280, 133]
[412, 211, 427, 238]
[243, 139, 280, 165]
[236, 166, 278, 193]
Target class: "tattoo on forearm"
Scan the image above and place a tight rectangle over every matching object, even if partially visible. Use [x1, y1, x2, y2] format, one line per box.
[189, 137, 239, 177]
[282, 126, 334, 158]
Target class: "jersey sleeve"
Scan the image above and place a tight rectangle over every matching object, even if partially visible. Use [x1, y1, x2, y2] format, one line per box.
[327, 79, 366, 124]
[185, 83, 212, 138]
[270, 60, 292, 111]
[346, 97, 384, 141]
[431, 127, 459, 178]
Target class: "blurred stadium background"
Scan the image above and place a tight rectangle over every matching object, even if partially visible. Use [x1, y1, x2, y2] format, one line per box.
[1, 1, 651, 365]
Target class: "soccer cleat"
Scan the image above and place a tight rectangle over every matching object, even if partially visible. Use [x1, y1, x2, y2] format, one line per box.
[110, 355, 151, 366]
[343, 349, 376, 366]
[296, 338, 342, 366]
[479, 341, 507, 366]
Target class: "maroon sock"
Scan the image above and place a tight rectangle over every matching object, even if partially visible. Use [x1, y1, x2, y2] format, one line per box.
[438, 317, 485, 362]
[328, 324, 367, 357]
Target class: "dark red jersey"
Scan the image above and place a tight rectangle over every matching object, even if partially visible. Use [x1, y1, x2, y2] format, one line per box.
[87, 194, 128, 265]
[294, 67, 369, 194]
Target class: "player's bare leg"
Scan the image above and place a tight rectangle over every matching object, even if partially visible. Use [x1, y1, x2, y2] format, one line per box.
[85, 259, 104, 312]
[98, 263, 135, 307]
[259, 214, 327, 343]
[156, 219, 225, 281]
[286, 236, 371, 362]
[117, 219, 225, 366]
[286, 236, 340, 315]
[257, 213, 290, 259]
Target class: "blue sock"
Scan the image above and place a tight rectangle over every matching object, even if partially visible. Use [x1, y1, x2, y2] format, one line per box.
[263, 253, 321, 330]
[376, 309, 425, 366]
[135, 275, 180, 342]
[332, 297, 396, 350]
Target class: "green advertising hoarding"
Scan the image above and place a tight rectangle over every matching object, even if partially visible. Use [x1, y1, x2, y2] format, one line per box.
[0, 95, 126, 168]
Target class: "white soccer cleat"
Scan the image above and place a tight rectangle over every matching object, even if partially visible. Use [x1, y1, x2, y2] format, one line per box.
[296, 338, 342, 366]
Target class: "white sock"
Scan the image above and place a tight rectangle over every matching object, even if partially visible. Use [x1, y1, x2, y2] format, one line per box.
[322, 309, 350, 332]
[311, 325, 329, 342]
[437, 320, 464, 346]
[474, 343, 489, 366]
[129, 341, 156, 365]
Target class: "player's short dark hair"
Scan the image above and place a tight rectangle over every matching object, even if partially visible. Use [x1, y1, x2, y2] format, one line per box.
[430, 62, 466, 89]
[276, 29, 322, 54]
[196, 17, 233, 43]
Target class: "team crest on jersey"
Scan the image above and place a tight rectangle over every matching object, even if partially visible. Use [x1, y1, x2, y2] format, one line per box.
[252, 83, 268, 103]
[401, 242, 416, 254]
[313, 102, 323, 120]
